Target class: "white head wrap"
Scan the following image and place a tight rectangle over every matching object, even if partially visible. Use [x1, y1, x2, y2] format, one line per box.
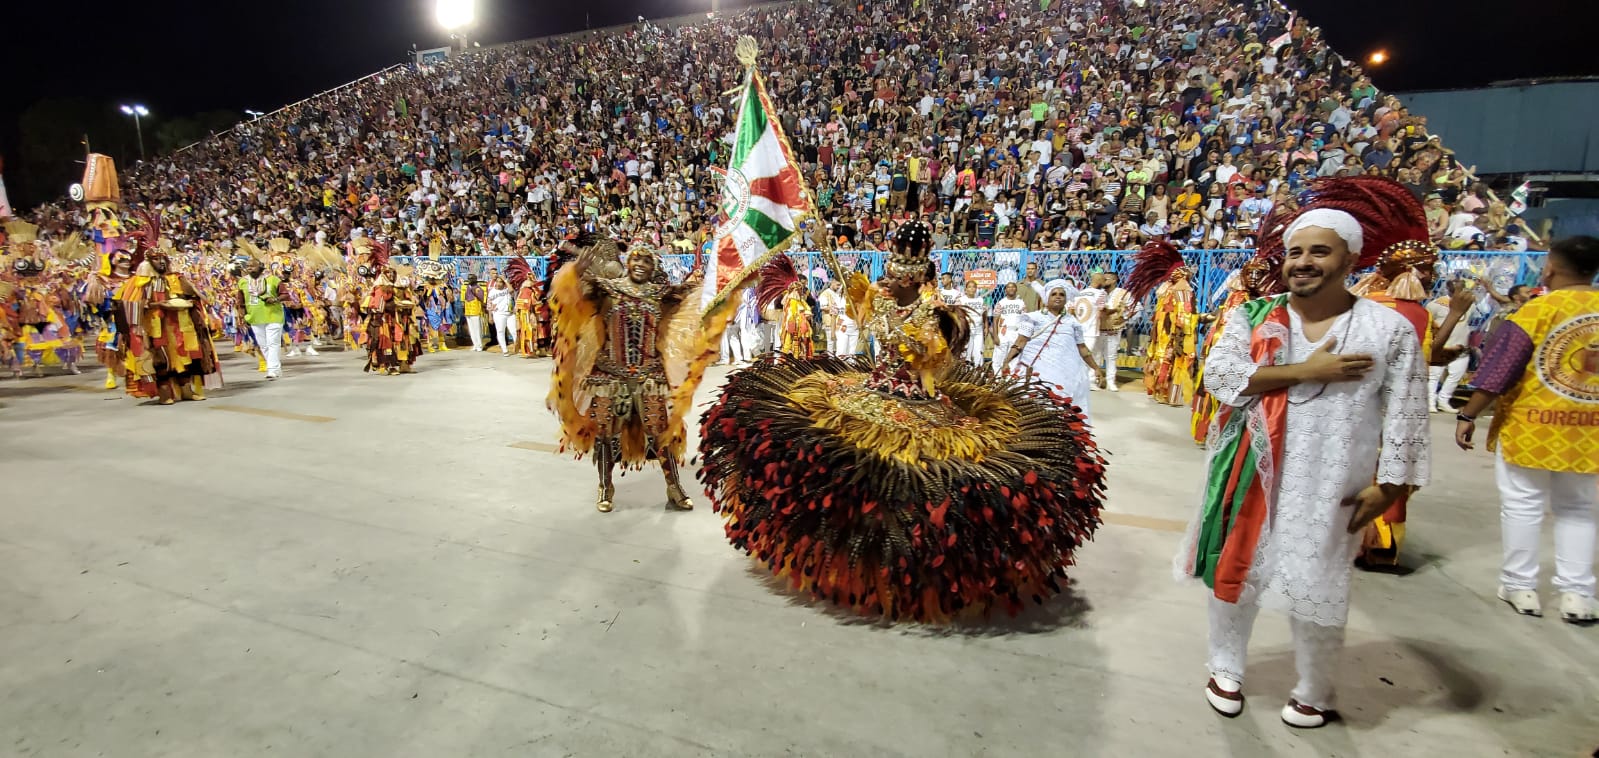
[1284, 208, 1363, 253]
[1044, 278, 1077, 299]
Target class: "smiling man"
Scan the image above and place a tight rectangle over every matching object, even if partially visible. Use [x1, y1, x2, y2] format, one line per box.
[1176, 177, 1433, 729]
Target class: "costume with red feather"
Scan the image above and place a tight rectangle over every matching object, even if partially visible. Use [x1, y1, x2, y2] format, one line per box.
[1129, 240, 1199, 406]
[698, 222, 1108, 623]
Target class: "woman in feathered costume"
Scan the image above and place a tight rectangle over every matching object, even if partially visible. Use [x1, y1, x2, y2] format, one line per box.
[698, 221, 1109, 623]
[546, 234, 704, 513]
[507, 257, 543, 358]
[1129, 240, 1200, 406]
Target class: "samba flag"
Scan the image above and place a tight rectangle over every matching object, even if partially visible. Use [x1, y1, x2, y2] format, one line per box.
[702, 39, 811, 314]
[661, 36, 813, 441]
[1509, 181, 1530, 214]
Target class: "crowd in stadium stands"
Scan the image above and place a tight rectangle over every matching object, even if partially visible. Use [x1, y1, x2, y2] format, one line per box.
[22, 0, 1543, 256]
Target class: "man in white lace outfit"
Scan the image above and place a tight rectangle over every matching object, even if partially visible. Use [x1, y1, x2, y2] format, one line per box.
[1180, 200, 1431, 729]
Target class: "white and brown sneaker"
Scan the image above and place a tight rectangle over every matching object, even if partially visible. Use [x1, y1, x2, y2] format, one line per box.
[1499, 586, 1543, 617]
[1559, 593, 1597, 625]
[1205, 676, 1244, 717]
[1281, 699, 1339, 729]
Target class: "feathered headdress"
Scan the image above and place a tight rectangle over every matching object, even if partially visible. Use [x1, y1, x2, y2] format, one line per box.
[1125, 239, 1188, 301]
[1241, 205, 1294, 298]
[1295, 175, 1429, 270]
[1293, 176, 1433, 299]
[755, 253, 802, 311]
[506, 256, 531, 290]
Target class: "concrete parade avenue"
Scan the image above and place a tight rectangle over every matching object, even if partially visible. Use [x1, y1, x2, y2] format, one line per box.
[1, 346, 1594, 757]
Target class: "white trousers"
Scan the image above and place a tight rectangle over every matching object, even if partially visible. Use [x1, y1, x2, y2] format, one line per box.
[1092, 333, 1121, 387]
[1208, 596, 1345, 710]
[492, 312, 512, 352]
[1428, 352, 1469, 405]
[835, 328, 859, 357]
[992, 335, 1017, 372]
[251, 323, 284, 376]
[964, 329, 985, 366]
[722, 326, 747, 364]
[1496, 450, 1598, 597]
[466, 315, 485, 350]
[251, 323, 286, 375]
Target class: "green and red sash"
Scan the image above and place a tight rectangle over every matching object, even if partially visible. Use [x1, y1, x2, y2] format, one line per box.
[1189, 295, 1289, 602]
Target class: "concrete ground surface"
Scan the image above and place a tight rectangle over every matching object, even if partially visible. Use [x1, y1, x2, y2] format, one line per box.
[1, 345, 1595, 758]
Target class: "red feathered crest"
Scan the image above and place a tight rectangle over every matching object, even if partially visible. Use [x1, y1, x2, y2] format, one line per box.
[1295, 176, 1429, 270]
[756, 254, 802, 311]
[506, 256, 531, 289]
[1125, 240, 1187, 301]
[123, 208, 162, 264]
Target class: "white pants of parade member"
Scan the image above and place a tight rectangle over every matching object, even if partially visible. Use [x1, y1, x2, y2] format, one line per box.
[1208, 597, 1345, 712]
[992, 334, 1017, 372]
[1496, 450, 1598, 600]
[1092, 332, 1122, 390]
[251, 323, 284, 379]
[964, 329, 985, 366]
[835, 323, 860, 356]
[492, 311, 513, 355]
[721, 321, 746, 364]
[466, 315, 485, 351]
[1428, 352, 1469, 410]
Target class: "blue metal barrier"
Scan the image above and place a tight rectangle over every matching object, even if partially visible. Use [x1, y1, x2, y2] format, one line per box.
[393, 248, 1548, 338]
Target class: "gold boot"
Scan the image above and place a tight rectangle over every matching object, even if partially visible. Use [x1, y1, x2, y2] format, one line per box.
[595, 439, 616, 513]
[662, 454, 694, 511]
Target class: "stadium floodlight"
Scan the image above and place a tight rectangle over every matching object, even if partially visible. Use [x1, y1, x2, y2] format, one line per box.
[435, 0, 475, 31]
[119, 104, 150, 160]
[244, 109, 265, 119]
[1367, 50, 1389, 66]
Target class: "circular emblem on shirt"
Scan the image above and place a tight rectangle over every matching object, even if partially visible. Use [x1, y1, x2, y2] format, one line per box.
[1070, 296, 1095, 323]
[1534, 313, 1599, 404]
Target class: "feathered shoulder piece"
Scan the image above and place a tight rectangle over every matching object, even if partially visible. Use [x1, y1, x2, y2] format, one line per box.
[1126, 240, 1185, 301]
[506, 257, 531, 290]
[755, 254, 801, 311]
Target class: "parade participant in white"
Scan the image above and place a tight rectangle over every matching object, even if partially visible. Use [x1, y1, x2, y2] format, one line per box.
[990, 282, 1027, 371]
[1000, 279, 1105, 422]
[1179, 204, 1431, 729]
[1094, 271, 1134, 391]
[818, 279, 857, 355]
[1074, 273, 1107, 388]
[957, 279, 987, 366]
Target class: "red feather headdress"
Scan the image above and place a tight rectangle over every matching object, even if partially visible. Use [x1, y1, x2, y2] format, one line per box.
[755, 254, 802, 311]
[506, 256, 531, 290]
[1125, 239, 1188, 301]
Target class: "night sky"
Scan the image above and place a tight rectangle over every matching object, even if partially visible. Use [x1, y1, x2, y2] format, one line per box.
[2, 0, 1593, 205]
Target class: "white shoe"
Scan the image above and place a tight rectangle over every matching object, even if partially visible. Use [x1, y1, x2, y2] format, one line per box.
[304, 346, 320, 356]
[67, 363, 82, 375]
[1559, 593, 1597, 624]
[1205, 676, 1244, 717]
[1281, 699, 1339, 729]
[287, 348, 302, 357]
[1498, 586, 1543, 616]
[265, 372, 279, 381]
[1107, 380, 1119, 392]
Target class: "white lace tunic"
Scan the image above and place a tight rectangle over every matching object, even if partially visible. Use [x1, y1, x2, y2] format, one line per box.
[1181, 297, 1431, 626]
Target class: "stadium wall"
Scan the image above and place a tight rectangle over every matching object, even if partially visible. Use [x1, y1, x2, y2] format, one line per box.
[1396, 81, 1599, 174]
